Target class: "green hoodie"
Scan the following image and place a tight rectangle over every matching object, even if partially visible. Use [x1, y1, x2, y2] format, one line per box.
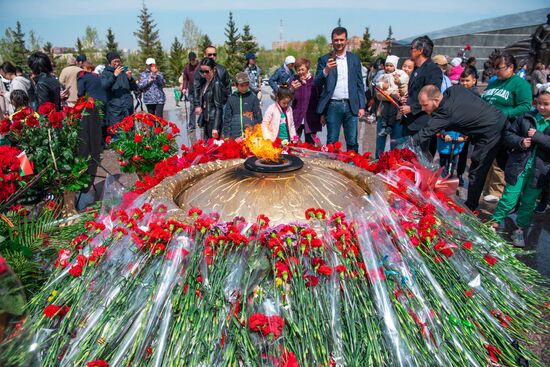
[482, 74, 532, 121]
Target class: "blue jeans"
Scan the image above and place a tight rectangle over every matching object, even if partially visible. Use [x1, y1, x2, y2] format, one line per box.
[326, 100, 358, 152]
[375, 118, 404, 159]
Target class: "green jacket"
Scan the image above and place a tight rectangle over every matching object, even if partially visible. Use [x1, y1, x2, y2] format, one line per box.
[482, 74, 532, 121]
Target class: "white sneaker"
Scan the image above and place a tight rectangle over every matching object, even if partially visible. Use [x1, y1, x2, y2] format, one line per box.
[483, 195, 500, 203]
[511, 229, 525, 248]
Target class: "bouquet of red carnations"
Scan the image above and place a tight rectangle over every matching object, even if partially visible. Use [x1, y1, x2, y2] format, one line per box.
[107, 113, 179, 175]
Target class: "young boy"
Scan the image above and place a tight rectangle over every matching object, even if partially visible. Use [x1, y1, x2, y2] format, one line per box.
[437, 131, 465, 177]
[491, 86, 550, 247]
[222, 72, 262, 141]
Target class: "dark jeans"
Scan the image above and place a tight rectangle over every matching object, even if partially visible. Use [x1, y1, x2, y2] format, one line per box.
[326, 99, 358, 152]
[379, 101, 398, 129]
[146, 103, 164, 118]
[539, 186, 550, 206]
[457, 141, 470, 176]
[77, 107, 102, 192]
[439, 153, 459, 178]
[186, 94, 197, 130]
[464, 133, 502, 210]
[296, 125, 316, 145]
[375, 118, 404, 159]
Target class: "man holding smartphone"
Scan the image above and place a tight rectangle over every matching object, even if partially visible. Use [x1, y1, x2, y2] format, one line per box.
[315, 27, 366, 152]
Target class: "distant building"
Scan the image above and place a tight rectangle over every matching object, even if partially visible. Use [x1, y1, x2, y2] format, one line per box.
[52, 47, 75, 54]
[392, 7, 549, 76]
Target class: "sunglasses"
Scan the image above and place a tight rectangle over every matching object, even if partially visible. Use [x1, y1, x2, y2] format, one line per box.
[199, 69, 211, 74]
[207, 53, 217, 57]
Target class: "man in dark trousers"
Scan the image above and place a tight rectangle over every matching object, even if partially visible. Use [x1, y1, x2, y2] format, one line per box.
[315, 26, 366, 152]
[182, 51, 199, 132]
[412, 85, 507, 211]
[193, 45, 231, 108]
[401, 36, 442, 137]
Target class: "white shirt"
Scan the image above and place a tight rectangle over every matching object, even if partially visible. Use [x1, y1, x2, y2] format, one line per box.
[331, 53, 349, 100]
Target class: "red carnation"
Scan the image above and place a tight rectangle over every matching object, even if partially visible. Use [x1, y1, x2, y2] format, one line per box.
[278, 349, 299, 367]
[43, 304, 61, 318]
[162, 144, 170, 152]
[316, 264, 333, 276]
[304, 275, 319, 287]
[0, 256, 8, 274]
[462, 241, 472, 250]
[25, 114, 39, 128]
[47, 111, 66, 128]
[484, 254, 497, 266]
[248, 313, 268, 331]
[134, 134, 143, 143]
[86, 360, 109, 367]
[68, 264, 83, 277]
[105, 136, 112, 144]
[43, 304, 69, 319]
[38, 102, 56, 115]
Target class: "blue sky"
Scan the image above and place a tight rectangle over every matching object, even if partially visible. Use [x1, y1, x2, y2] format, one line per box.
[1, 0, 548, 50]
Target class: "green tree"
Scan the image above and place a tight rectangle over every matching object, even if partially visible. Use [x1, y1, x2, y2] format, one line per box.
[240, 24, 258, 57]
[0, 21, 29, 67]
[75, 38, 83, 55]
[168, 36, 185, 84]
[134, 2, 162, 62]
[198, 34, 212, 55]
[43, 41, 54, 59]
[28, 30, 41, 52]
[385, 25, 394, 55]
[224, 12, 243, 77]
[105, 28, 119, 54]
[82, 26, 101, 53]
[182, 17, 202, 51]
[357, 26, 375, 65]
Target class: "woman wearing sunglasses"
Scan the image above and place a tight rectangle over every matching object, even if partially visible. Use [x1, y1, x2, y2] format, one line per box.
[194, 57, 224, 139]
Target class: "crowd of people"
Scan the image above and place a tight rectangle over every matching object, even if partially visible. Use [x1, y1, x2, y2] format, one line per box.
[173, 27, 550, 247]
[1, 25, 549, 247]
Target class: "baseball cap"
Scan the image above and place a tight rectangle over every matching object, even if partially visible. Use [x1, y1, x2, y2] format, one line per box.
[235, 72, 250, 84]
[245, 52, 256, 60]
[145, 57, 156, 65]
[285, 55, 296, 65]
[432, 54, 448, 66]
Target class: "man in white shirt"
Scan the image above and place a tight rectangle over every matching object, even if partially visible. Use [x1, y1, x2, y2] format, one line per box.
[315, 27, 366, 152]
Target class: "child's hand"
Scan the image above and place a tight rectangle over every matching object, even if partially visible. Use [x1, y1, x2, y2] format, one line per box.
[527, 128, 536, 137]
[444, 135, 452, 142]
[457, 137, 465, 142]
[521, 138, 532, 149]
[393, 73, 400, 84]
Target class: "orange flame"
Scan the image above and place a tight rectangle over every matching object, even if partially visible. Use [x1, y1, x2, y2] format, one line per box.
[243, 125, 283, 162]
